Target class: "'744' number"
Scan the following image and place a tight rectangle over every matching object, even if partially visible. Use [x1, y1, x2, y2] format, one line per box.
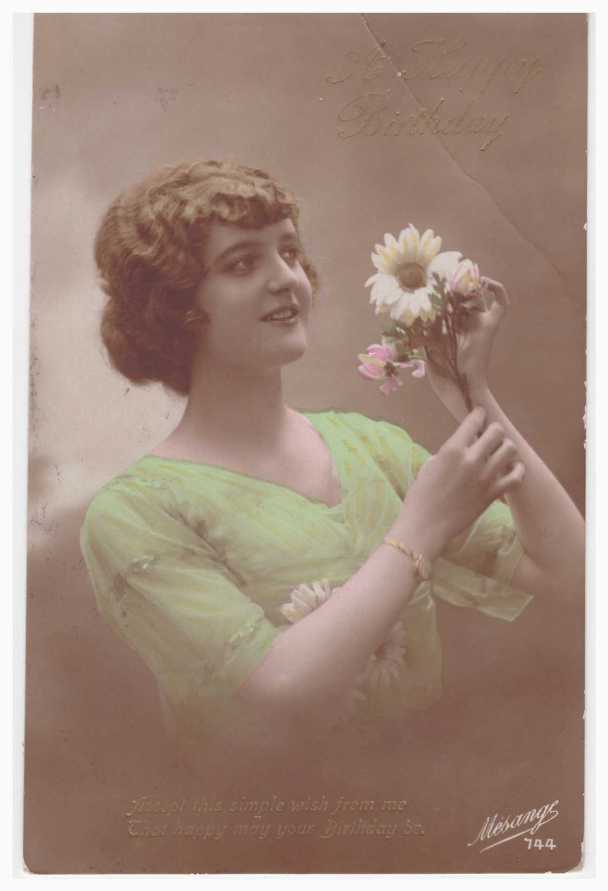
[524, 838, 557, 851]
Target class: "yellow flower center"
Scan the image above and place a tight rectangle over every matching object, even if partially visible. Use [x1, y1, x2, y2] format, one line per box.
[397, 262, 427, 291]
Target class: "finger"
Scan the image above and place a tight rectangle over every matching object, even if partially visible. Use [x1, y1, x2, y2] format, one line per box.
[484, 295, 508, 327]
[469, 421, 506, 462]
[460, 293, 486, 312]
[482, 437, 519, 480]
[489, 460, 525, 500]
[456, 303, 485, 333]
[481, 276, 510, 310]
[449, 406, 487, 448]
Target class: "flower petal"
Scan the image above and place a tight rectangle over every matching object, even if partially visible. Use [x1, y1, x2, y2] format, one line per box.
[358, 354, 386, 367]
[449, 257, 482, 296]
[369, 274, 403, 308]
[420, 231, 442, 264]
[410, 359, 426, 378]
[389, 293, 415, 326]
[419, 228, 435, 253]
[389, 284, 434, 326]
[358, 363, 385, 381]
[428, 250, 463, 281]
[410, 286, 433, 311]
[367, 343, 394, 359]
[371, 252, 390, 273]
[384, 232, 398, 252]
[401, 226, 420, 262]
[380, 377, 402, 395]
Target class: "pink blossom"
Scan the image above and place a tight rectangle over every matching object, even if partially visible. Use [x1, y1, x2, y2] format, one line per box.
[357, 343, 397, 381]
[379, 376, 404, 395]
[358, 363, 387, 381]
[364, 343, 397, 362]
[357, 344, 425, 395]
[402, 359, 426, 379]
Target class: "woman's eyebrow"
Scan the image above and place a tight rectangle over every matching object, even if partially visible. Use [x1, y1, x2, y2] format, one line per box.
[213, 240, 261, 264]
[213, 233, 300, 264]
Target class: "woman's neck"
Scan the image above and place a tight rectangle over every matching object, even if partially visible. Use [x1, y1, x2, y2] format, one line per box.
[176, 361, 293, 452]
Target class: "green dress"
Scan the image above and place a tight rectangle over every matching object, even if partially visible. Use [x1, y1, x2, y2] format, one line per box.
[79, 410, 532, 761]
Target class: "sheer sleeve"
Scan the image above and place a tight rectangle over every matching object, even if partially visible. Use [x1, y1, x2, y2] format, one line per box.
[79, 476, 282, 741]
[359, 414, 533, 622]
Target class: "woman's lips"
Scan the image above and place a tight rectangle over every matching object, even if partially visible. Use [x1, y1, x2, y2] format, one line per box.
[260, 306, 300, 322]
[262, 315, 300, 326]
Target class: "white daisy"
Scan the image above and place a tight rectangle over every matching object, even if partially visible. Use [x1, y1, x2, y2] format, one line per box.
[279, 579, 333, 624]
[280, 581, 409, 725]
[365, 224, 463, 327]
[361, 620, 408, 693]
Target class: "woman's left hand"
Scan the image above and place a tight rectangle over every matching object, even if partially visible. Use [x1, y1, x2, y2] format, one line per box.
[426, 276, 510, 420]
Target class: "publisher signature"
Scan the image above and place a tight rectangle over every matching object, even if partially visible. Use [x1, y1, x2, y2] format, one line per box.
[468, 799, 560, 853]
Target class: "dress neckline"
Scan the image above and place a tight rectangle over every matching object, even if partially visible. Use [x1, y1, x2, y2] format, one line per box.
[135, 411, 346, 511]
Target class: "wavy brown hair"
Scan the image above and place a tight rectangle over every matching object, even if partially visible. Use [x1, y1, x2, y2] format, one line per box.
[94, 160, 320, 396]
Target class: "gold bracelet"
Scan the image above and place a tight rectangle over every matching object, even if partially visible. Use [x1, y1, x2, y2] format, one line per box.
[383, 537, 433, 582]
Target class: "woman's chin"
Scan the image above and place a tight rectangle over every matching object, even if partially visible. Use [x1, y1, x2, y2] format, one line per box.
[260, 329, 309, 367]
[274, 339, 308, 367]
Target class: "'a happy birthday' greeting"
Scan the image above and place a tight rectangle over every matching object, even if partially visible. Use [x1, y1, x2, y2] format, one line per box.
[322, 38, 544, 152]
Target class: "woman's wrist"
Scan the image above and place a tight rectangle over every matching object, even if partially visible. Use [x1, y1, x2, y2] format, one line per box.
[453, 383, 493, 424]
[389, 507, 445, 564]
[468, 380, 494, 409]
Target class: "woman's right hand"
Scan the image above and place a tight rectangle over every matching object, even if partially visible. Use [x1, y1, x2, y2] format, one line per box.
[397, 407, 525, 560]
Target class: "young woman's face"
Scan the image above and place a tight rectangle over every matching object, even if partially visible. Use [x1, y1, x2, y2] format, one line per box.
[193, 217, 314, 372]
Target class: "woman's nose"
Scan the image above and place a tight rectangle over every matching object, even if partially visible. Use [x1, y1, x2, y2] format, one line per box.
[267, 252, 298, 291]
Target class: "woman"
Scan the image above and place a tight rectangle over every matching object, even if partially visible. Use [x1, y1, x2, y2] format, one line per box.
[80, 159, 584, 782]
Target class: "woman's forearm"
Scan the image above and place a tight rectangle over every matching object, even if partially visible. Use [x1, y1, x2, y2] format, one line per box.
[238, 507, 443, 733]
[473, 386, 585, 591]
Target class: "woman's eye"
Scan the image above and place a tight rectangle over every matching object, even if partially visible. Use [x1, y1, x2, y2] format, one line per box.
[281, 248, 301, 264]
[225, 246, 301, 275]
[227, 256, 255, 274]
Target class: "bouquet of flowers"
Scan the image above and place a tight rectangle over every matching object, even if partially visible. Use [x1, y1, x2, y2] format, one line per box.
[357, 224, 487, 412]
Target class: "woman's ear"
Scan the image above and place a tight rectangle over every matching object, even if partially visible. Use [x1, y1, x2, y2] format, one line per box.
[183, 309, 208, 327]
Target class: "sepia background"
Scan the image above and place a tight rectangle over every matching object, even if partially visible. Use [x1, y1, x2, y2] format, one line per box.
[25, 13, 586, 873]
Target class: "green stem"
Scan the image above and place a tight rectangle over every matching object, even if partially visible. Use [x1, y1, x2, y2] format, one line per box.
[445, 305, 473, 414]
